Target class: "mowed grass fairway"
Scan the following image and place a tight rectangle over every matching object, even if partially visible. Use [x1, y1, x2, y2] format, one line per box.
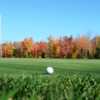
[0, 58, 100, 77]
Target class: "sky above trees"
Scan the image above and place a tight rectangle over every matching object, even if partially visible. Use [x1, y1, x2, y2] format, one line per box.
[0, 0, 100, 42]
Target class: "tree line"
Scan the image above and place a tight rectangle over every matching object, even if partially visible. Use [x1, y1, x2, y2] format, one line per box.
[0, 36, 100, 58]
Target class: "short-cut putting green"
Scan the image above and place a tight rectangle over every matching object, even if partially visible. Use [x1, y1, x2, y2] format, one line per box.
[0, 58, 100, 77]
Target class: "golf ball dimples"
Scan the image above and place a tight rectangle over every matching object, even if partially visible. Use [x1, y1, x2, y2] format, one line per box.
[46, 67, 54, 74]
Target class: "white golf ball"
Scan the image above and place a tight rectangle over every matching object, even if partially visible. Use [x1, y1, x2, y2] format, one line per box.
[46, 67, 54, 74]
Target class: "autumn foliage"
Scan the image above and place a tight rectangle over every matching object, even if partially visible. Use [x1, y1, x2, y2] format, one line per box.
[0, 36, 100, 58]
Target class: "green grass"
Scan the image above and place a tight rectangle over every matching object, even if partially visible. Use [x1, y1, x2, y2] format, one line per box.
[0, 58, 100, 99]
[0, 74, 100, 100]
[0, 58, 100, 77]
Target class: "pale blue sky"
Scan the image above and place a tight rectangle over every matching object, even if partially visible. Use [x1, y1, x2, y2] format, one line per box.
[0, 0, 100, 42]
